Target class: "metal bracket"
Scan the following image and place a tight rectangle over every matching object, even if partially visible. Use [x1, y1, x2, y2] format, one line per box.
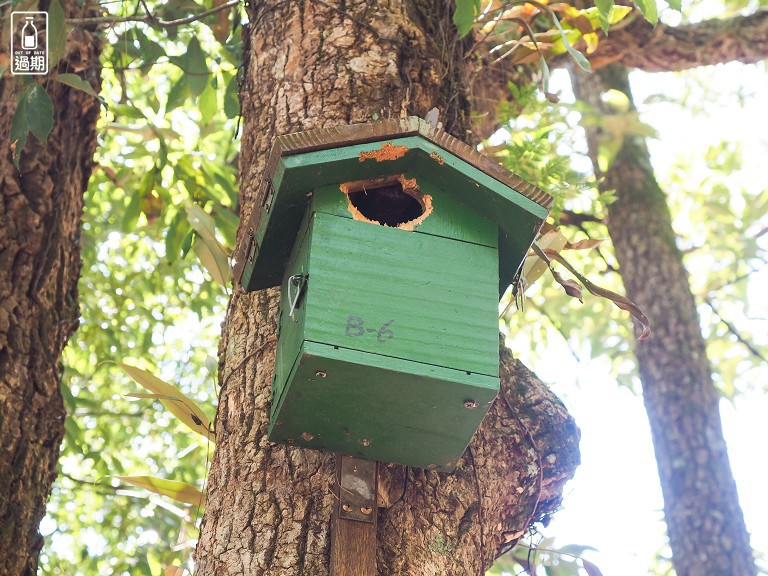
[338, 456, 376, 524]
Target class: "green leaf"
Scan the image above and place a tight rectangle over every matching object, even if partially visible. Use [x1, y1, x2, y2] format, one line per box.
[539, 56, 551, 93]
[453, 0, 480, 38]
[10, 84, 54, 167]
[199, 80, 217, 125]
[595, 0, 614, 34]
[166, 76, 189, 111]
[211, 203, 239, 248]
[184, 37, 209, 96]
[223, 73, 240, 119]
[115, 475, 206, 506]
[205, 355, 218, 378]
[634, 0, 658, 25]
[551, 14, 591, 71]
[111, 104, 147, 119]
[192, 233, 231, 287]
[48, 0, 67, 67]
[116, 362, 214, 441]
[52, 73, 101, 99]
[165, 209, 191, 263]
[186, 203, 231, 286]
[115, 29, 166, 64]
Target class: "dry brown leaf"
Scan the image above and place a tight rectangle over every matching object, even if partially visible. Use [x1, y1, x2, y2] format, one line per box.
[564, 238, 604, 251]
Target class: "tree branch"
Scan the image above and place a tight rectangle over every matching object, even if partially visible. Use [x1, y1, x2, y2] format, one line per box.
[66, 0, 239, 29]
[586, 9, 768, 72]
[705, 298, 768, 365]
[469, 8, 768, 139]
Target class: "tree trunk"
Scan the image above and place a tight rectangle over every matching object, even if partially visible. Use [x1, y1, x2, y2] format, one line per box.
[0, 4, 101, 575]
[194, 2, 580, 574]
[571, 64, 756, 576]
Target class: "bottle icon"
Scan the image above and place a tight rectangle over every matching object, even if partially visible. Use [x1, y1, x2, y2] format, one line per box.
[22, 17, 37, 50]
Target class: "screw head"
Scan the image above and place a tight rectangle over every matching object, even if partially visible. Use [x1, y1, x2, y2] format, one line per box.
[360, 438, 371, 447]
[342, 504, 353, 513]
[301, 432, 315, 441]
[361, 506, 373, 515]
[315, 370, 327, 378]
[463, 400, 478, 409]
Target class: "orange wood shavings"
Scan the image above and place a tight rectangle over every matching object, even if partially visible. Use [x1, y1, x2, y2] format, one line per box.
[429, 151, 445, 165]
[359, 142, 409, 162]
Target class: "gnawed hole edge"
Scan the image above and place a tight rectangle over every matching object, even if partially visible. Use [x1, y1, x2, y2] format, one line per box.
[340, 174, 433, 231]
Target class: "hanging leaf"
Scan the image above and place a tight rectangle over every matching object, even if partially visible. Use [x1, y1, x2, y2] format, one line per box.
[595, 0, 614, 34]
[551, 268, 584, 302]
[453, 0, 481, 38]
[522, 229, 568, 288]
[192, 234, 231, 287]
[116, 362, 215, 441]
[165, 566, 186, 576]
[199, 81, 217, 125]
[551, 13, 591, 71]
[166, 76, 190, 111]
[184, 37, 209, 96]
[665, 0, 682, 11]
[48, 0, 68, 67]
[52, 73, 101, 100]
[116, 475, 206, 506]
[564, 238, 604, 250]
[10, 84, 54, 168]
[582, 558, 605, 576]
[634, 0, 658, 25]
[223, 73, 240, 119]
[186, 204, 231, 287]
[165, 210, 192, 263]
[544, 249, 652, 340]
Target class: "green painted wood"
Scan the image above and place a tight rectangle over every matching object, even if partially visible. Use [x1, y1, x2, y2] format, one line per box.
[271, 209, 313, 420]
[311, 182, 498, 248]
[239, 132, 548, 292]
[268, 341, 499, 471]
[302, 211, 499, 376]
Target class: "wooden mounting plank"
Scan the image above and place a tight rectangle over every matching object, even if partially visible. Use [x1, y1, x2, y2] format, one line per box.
[330, 456, 377, 576]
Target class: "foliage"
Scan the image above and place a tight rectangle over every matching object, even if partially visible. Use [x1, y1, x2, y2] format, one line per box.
[493, 59, 767, 399]
[487, 538, 604, 576]
[38, 2, 243, 574]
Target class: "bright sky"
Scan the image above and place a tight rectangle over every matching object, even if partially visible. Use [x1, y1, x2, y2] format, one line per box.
[513, 63, 768, 574]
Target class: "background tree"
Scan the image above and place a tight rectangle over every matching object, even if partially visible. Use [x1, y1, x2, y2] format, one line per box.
[569, 63, 756, 575]
[0, 2, 101, 574]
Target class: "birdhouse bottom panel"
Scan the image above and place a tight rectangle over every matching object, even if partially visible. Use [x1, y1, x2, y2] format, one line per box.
[269, 341, 499, 471]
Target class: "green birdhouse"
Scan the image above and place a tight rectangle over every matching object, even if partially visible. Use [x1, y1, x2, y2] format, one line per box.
[234, 117, 552, 471]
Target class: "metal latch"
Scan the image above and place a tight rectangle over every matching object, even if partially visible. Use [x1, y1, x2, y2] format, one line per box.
[287, 273, 308, 321]
[245, 227, 258, 263]
[261, 178, 275, 212]
[338, 456, 377, 524]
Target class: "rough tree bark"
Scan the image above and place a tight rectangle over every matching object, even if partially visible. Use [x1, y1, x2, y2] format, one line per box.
[194, 2, 580, 574]
[0, 4, 101, 575]
[571, 64, 757, 576]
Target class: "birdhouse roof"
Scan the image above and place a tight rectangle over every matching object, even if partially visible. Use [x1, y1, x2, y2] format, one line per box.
[234, 117, 553, 294]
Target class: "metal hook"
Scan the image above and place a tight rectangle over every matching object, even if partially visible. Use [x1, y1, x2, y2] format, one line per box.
[287, 274, 307, 321]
